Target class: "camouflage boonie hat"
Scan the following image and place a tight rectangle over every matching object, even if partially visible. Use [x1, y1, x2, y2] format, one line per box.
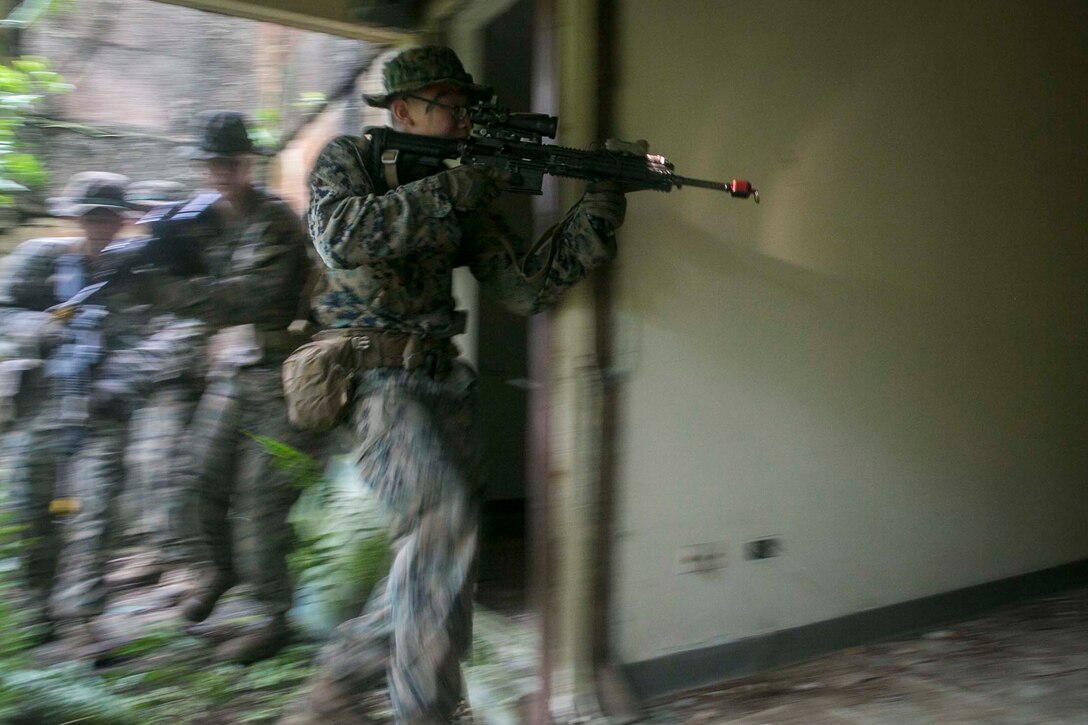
[48, 171, 132, 217]
[363, 45, 492, 108]
[187, 110, 272, 160]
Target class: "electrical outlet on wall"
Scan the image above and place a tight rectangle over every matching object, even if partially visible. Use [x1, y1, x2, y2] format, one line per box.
[676, 542, 727, 574]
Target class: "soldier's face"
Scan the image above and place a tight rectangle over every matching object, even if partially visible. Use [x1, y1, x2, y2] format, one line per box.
[206, 156, 253, 201]
[393, 84, 471, 139]
[79, 208, 124, 251]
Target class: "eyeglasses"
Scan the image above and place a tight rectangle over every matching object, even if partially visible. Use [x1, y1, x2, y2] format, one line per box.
[402, 94, 469, 122]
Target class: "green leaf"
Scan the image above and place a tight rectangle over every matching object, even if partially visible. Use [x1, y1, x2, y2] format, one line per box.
[11, 58, 47, 75]
[245, 433, 323, 490]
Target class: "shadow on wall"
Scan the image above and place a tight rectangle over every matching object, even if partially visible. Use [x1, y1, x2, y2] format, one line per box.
[617, 197, 1088, 579]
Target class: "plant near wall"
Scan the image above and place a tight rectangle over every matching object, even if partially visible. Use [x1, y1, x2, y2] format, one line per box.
[246, 436, 391, 639]
[0, 506, 34, 722]
[0, 497, 317, 723]
[0, 55, 70, 207]
[0, 497, 144, 724]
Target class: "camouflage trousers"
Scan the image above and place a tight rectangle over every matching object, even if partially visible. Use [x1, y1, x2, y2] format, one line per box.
[315, 361, 482, 724]
[124, 384, 200, 560]
[183, 364, 321, 617]
[49, 418, 132, 619]
[7, 425, 64, 612]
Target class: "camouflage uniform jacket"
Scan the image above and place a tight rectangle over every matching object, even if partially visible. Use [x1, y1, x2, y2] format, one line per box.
[0, 236, 205, 427]
[0, 237, 83, 312]
[0, 237, 69, 363]
[308, 133, 617, 336]
[0, 239, 70, 415]
[175, 186, 311, 350]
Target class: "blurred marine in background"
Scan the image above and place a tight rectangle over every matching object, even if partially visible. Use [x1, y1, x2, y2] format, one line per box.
[0, 214, 71, 641]
[0, 172, 206, 645]
[171, 111, 320, 664]
[122, 180, 206, 571]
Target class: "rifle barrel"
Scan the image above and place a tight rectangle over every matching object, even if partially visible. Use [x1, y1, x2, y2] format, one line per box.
[672, 176, 732, 192]
[672, 175, 759, 202]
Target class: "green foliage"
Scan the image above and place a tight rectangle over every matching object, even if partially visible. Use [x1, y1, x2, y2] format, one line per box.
[2, 663, 144, 725]
[243, 439, 391, 636]
[0, 483, 317, 724]
[0, 506, 34, 722]
[248, 108, 280, 152]
[0, 496, 141, 724]
[99, 633, 318, 725]
[0, 55, 71, 205]
[288, 456, 391, 638]
[0, 608, 318, 724]
[247, 433, 323, 490]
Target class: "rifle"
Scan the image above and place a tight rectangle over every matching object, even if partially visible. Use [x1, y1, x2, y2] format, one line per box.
[49, 192, 221, 318]
[366, 101, 759, 201]
[44, 303, 108, 518]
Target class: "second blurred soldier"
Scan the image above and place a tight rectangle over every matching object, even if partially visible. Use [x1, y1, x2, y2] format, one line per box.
[173, 111, 319, 663]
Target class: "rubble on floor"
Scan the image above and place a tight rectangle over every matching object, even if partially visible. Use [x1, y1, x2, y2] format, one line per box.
[643, 587, 1088, 725]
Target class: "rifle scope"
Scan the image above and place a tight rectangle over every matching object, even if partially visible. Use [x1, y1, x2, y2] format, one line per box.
[471, 104, 558, 140]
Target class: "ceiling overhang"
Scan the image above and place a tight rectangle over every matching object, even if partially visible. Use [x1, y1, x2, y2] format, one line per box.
[149, 0, 441, 42]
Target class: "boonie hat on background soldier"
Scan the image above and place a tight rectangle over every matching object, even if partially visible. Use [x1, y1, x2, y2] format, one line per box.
[125, 180, 188, 210]
[363, 45, 493, 108]
[48, 172, 133, 217]
[187, 111, 272, 160]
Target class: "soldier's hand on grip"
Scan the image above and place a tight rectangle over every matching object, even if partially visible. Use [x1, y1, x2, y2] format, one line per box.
[581, 180, 627, 230]
[439, 164, 507, 211]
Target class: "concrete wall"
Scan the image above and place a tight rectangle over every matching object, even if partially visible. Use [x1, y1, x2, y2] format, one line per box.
[611, 0, 1088, 666]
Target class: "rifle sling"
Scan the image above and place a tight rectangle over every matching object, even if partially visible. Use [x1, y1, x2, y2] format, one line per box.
[496, 205, 574, 287]
[381, 149, 400, 189]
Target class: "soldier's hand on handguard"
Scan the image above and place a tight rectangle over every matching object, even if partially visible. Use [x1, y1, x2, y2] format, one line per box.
[581, 180, 627, 231]
[439, 164, 510, 212]
[578, 137, 648, 231]
[604, 137, 650, 157]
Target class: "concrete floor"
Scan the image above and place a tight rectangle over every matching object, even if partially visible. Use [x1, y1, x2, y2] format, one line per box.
[643, 587, 1088, 725]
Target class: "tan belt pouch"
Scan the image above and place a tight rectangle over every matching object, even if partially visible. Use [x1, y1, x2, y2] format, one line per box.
[282, 327, 458, 431]
[281, 335, 356, 432]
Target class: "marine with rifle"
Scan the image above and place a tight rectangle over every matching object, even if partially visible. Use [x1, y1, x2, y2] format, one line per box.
[0, 172, 205, 646]
[281, 44, 629, 725]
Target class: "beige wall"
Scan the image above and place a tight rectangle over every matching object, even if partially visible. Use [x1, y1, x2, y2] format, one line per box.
[612, 0, 1088, 664]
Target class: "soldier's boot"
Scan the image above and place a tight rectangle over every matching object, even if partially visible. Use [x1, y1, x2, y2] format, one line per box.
[25, 589, 57, 645]
[178, 569, 233, 623]
[54, 617, 130, 667]
[213, 613, 291, 664]
[277, 673, 377, 725]
[26, 609, 57, 646]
